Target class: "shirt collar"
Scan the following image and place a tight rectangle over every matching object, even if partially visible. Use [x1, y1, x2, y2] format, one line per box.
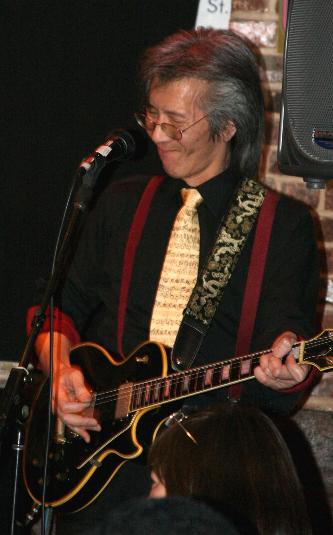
[197, 168, 242, 218]
[164, 167, 242, 219]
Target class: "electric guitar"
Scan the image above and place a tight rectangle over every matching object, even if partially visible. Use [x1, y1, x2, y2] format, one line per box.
[23, 330, 333, 513]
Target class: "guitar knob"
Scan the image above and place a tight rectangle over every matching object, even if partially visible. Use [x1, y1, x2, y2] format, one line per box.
[55, 469, 69, 481]
[32, 457, 42, 468]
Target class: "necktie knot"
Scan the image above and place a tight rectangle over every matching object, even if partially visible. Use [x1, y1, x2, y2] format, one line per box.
[181, 188, 203, 209]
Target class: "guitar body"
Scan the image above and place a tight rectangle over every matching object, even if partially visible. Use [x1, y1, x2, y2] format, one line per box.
[23, 341, 176, 513]
[23, 329, 333, 514]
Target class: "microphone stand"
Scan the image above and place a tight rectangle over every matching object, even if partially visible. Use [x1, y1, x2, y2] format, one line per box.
[0, 152, 109, 534]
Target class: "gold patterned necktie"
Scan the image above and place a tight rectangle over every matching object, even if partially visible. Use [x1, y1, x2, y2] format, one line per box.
[150, 187, 203, 347]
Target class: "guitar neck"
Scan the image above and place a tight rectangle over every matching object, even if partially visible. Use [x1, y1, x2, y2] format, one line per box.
[91, 330, 333, 418]
[128, 341, 303, 412]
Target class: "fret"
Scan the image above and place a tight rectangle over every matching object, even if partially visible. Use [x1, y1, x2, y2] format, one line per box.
[143, 383, 151, 405]
[178, 375, 187, 395]
[240, 357, 252, 378]
[134, 382, 154, 408]
[188, 369, 199, 393]
[131, 385, 140, 411]
[162, 378, 171, 399]
[211, 364, 223, 386]
[137, 385, 145, 408]
[181, 367, 209, 395]
[181, 374, 190, 394]
[204, 367, 213, 387]
[138, 385, 146, 407]
[195, 369, 205, 391]
[171, 375, 182, 398]
[221, 363, 231, 383]
[151, 380, 160, 403]
[248, 356, 256, 375]
[230, 360, 241, 382]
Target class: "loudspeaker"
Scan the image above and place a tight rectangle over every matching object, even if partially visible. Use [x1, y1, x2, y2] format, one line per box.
[278, 0, 333, 184]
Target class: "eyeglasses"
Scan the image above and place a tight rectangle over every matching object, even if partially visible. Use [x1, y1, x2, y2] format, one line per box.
[134, 111, 211, 141]
[165, 410, 198, 445]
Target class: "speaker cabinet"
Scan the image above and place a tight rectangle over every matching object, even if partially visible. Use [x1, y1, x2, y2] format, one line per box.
[278, 0, 333, 181]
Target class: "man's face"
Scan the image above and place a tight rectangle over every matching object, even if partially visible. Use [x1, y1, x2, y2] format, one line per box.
[147, 77, 235, 186]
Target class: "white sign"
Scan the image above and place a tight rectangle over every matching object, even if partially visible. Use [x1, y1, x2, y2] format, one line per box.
[195, 0, 232, 29]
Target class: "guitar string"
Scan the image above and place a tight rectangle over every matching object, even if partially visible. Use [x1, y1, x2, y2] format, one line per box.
[91, 336, 332, 408]
[93, 351, 265, 407]
[93, 337, 331, 407]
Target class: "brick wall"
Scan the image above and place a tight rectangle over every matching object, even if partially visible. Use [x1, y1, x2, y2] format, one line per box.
[229, 0, 333, 404]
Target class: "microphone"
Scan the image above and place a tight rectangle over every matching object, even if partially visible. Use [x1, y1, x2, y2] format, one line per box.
[80, 130, 136, 173]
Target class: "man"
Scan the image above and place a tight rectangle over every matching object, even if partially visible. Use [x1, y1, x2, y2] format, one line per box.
[28, 28, 319, 532]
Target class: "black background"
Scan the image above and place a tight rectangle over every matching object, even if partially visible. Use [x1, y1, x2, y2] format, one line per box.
[0, 0, 199, 361]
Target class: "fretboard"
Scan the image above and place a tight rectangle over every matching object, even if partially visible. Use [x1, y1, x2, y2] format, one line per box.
[93, 342, 303, 415]
[129, 344, 301, 411]
[80, 330, 333, 420]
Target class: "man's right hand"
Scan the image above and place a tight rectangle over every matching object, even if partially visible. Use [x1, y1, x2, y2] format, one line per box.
[53, 365, 101, 443]
[36, 331, 101, 443]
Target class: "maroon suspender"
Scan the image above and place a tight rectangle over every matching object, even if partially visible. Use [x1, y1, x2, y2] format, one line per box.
[228, 189, 280, 400]
[117, 176, 164, 357]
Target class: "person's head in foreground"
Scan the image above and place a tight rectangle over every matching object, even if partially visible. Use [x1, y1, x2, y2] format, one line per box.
[98, 495, 241, 535]
[149, 403, 312, 535]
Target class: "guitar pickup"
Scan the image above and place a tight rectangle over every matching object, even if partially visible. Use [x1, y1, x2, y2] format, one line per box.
[115, 381, 133, 419]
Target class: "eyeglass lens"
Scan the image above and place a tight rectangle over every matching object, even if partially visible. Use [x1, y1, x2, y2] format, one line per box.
[135, 113, 181, 140]
[146, 117, 180, 140]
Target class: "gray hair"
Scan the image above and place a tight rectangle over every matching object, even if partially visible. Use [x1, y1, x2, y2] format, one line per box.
[139, 28, 264, 177]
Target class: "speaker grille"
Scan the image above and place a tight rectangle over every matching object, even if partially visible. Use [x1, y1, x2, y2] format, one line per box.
[284, 0, 333, 164]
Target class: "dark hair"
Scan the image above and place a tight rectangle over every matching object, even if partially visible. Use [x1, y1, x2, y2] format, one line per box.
[97, 496, 241, 535]
[149, 404, 312, 535]
[139, 27, 265, 177]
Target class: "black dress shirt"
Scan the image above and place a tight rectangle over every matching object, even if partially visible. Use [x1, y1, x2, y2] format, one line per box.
[60, 169, 319, 414]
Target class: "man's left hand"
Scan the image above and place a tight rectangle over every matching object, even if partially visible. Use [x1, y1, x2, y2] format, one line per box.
[254, 331, 309, 390]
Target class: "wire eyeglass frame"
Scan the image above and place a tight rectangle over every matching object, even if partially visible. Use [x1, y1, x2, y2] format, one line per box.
[134, 111, 211, 141]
